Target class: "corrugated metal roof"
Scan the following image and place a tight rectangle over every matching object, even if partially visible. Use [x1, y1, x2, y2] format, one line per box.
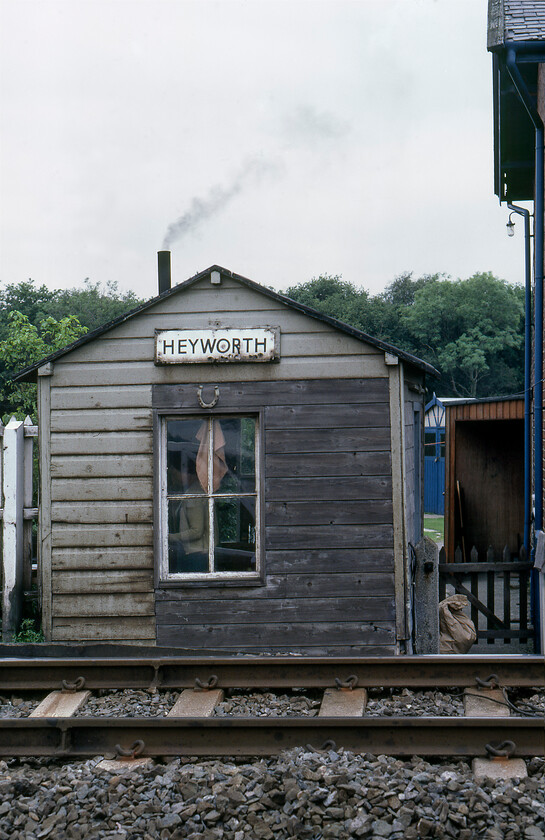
[489, 0, 545, 48]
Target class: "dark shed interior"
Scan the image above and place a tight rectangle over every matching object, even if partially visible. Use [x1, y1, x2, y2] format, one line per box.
[445, 399, 524, 562]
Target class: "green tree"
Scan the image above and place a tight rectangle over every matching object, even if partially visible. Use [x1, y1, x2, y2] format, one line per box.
[284, 270, 525, 399]
[45, 278, 141, 332]
[285, 274, 384, 336]
[0, 280, 57, 341]
[0, 311, 87, 421]
[285, 275, 363, 316]
[0, 277, 143, 419]
[402, 272, 524, 397]
[0, 278, 142, 339]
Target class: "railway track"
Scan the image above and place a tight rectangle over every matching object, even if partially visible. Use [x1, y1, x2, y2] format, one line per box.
[1, 654, 544, 760]
[2, 653, 544, 690]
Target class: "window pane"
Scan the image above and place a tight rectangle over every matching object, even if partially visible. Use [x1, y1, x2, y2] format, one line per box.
[215, 417, 256, 494]
[168, 497, 209, 573]
[167, 419, 208, 493]
[164, 415, 258, 577]
[213, 497, 256, 572]
[424, 432, 436, 457]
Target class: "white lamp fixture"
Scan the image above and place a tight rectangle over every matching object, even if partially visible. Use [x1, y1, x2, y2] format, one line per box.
[506, 213, 516, 237]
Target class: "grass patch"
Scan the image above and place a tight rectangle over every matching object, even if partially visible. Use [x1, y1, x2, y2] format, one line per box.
[424, 515, 444, 544]
[12, 618, 44, 643]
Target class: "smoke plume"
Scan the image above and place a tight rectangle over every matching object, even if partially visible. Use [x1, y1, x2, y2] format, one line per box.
[162, 158, 276, 249]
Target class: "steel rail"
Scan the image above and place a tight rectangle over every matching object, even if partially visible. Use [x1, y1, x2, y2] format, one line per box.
[0, 716, 543, 758]
[1, 655, 543, 691]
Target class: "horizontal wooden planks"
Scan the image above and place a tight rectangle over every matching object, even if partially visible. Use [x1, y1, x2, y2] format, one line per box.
[44, 363, 397, 649]
[51, 409, 152, 433]
[51, 478, 152, 502]
[52, 547, 153, 571]
[265, 500, 392, 526]
[51, 455, 152, 479]
[51, 501, 153, 524]
[265, 426, 391, 453]
[53, 593, 154, 617]
[53, 570, 153, 594]
[53, 618, 155, 642]
[51, 432, 152, 456]
[156, 596, 395, 625]
[266, 403, 389, 429]
[153, 378, 389, 409]
[156, 572, 395, 601]
[266, 476, 391, 501]
[52, 524, 152, 548]
[265, 548, 394, 575]
[54, 355, 387, 386]
[265, 524, 393, 550]
[156, 621, 395, 649]
[50, 385, 151, 410]
[265, 452, 391, 478]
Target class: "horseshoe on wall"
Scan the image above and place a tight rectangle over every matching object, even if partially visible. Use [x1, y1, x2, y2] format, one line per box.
[197, 384, 220, 409]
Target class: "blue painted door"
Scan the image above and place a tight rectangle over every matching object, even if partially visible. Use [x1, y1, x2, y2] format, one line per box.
[424, 430, 445, 514]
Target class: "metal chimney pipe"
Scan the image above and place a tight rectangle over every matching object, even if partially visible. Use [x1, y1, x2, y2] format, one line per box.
[158, 250, 171, 295]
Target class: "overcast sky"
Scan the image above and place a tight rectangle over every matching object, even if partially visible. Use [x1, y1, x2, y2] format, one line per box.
[0, 0, 531, 300]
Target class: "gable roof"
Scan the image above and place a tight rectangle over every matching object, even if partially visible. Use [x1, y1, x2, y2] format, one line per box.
[12, 264, 438, 382]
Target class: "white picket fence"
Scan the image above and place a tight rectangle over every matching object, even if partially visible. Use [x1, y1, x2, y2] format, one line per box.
[0, 417, 38, 641]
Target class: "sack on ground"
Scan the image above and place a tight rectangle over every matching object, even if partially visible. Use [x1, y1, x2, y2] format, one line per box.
[439, 594, 477, 653]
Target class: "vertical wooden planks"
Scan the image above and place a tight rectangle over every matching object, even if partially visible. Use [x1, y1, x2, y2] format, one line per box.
[388, 361, 408, 649]
[38, 365, 53, 642]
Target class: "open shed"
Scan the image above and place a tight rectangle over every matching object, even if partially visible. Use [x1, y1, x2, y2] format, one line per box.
[15, 261, 435, 655]
[444, 395, 525, 563]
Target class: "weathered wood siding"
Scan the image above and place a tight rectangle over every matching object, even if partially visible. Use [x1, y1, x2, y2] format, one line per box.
[153, 378, 395, 654]
[42, 272, 397, 648]
[403, 381, 424, 547]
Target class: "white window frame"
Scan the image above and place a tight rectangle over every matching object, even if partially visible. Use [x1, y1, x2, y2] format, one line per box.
[158, 412, 261, 583]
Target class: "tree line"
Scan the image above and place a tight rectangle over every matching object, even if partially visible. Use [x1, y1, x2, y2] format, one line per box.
[284, 271, 524, 401]
[0, 279, 141, 421]
[0, 270, 524, 421]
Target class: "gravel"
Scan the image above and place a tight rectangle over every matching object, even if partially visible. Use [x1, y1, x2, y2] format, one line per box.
[73, 690, 179, 718]
[365, 689, 465, 717]
[0, 696, 40, 719]
[0, 749, 543, 840]
[2, 687, 543, 720]
[214, 690, 322, 717]
[1, 686, 544, 838]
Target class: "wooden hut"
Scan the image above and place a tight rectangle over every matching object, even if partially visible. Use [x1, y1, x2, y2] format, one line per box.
[14, 262, 436, 654]
[444, 396, 525, 563]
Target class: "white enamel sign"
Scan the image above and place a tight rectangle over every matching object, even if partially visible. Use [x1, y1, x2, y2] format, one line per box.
[155, 328, 278, 364]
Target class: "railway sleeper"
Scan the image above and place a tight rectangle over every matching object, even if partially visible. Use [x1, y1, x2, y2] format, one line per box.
[0, 682, 543, 768]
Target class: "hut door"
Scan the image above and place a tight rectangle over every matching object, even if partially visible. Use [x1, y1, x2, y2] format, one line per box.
[424, 429, 445, 514]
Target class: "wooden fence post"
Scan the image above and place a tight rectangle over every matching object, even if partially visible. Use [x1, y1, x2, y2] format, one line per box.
[22, 417, 36, 594]
[2, 417, 25, 640]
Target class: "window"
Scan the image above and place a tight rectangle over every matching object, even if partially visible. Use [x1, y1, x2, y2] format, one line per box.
[160, 415, 259, 579]
[424, 431, 437, 458]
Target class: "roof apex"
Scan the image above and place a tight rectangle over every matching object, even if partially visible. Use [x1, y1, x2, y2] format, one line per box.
[12, 264, 438, 382]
